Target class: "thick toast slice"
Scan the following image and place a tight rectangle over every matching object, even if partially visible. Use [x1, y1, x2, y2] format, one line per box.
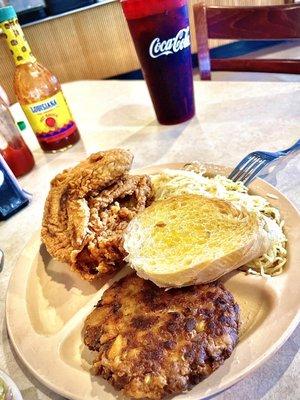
[124, 194, 269, 287]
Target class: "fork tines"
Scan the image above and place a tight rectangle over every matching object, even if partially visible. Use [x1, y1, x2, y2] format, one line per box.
[228, 154, 269, 185]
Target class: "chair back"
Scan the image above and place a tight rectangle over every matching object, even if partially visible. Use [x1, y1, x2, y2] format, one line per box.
[193, 4, 300, 80]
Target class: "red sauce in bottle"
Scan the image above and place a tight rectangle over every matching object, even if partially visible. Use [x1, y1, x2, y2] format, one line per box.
[1, 136, 35, 177]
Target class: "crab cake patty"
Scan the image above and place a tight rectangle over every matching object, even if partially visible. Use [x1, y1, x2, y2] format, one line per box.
[84, 274, 239, 399]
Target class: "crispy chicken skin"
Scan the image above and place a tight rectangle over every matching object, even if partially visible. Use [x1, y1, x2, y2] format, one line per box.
[41, 149, 153, 280]
[84, 274, 240, 399]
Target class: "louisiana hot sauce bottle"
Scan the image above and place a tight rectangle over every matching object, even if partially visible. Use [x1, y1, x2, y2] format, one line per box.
[0, 6, 80, 152]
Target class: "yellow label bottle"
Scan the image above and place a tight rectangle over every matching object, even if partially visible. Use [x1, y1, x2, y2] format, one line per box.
[0, 6, 80, 152]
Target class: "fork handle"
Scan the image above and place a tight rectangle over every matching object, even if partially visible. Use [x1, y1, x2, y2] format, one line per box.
[281, 139, 300, 155]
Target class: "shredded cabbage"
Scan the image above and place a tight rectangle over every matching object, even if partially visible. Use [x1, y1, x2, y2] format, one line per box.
[151, 168, 287, 277]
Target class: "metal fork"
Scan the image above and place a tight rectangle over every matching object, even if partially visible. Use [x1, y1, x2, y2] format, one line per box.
[228, 139, 300, 186]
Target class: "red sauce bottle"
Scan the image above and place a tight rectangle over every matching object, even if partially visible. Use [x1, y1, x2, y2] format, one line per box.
[0, 99, 35, 177]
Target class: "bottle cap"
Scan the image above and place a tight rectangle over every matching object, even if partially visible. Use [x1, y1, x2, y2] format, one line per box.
[17, 121, 26, 131]
[0, 6, 17, 23]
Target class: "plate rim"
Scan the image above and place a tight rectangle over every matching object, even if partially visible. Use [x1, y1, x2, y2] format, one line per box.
[6, 162, 300, 400]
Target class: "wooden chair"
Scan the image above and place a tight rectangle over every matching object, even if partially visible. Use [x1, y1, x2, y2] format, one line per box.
[193, 3, 300, 80]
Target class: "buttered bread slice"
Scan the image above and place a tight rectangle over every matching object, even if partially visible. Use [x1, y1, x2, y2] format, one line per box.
[124, 194, 269, 287]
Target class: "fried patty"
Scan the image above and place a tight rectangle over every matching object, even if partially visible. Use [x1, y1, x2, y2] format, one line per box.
[84, 274, 239, 399]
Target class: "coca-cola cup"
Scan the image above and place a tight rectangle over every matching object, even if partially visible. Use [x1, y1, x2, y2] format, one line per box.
[121, 0, 195, 125]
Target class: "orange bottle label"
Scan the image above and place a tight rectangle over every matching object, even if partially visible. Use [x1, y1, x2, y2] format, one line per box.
[21, 91, 77, 143]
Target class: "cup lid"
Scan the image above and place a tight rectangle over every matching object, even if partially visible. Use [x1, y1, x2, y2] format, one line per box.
[0, 6, 17, 23]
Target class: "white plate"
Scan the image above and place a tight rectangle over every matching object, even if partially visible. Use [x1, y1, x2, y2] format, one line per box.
[0, 369, 23, 400]
[6, 164, 300, 400]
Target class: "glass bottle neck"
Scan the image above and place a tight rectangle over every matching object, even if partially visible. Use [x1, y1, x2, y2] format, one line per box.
[0, 18, 36, 66]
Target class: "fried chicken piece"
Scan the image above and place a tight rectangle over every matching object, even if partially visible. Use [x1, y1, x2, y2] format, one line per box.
[74, 174, 153, 278]
[84, 274, 240, 399]
[41, 149, 153, 280]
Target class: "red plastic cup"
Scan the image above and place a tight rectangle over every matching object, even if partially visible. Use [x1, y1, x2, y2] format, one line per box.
[121, 0, 195, 125]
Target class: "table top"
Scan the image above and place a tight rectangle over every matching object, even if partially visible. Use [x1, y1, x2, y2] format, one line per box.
[0, 80, 299, 400]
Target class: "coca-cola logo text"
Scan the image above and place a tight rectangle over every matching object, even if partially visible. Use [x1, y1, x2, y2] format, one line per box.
[149, 27, 190, 59]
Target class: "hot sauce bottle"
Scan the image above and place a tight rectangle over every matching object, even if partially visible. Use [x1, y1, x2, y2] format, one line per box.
[0, 96, 35, 177]
[0, 6, 80, 152]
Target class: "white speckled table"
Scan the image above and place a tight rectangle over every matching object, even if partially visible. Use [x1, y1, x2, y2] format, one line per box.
[0, 80, 299, 400]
